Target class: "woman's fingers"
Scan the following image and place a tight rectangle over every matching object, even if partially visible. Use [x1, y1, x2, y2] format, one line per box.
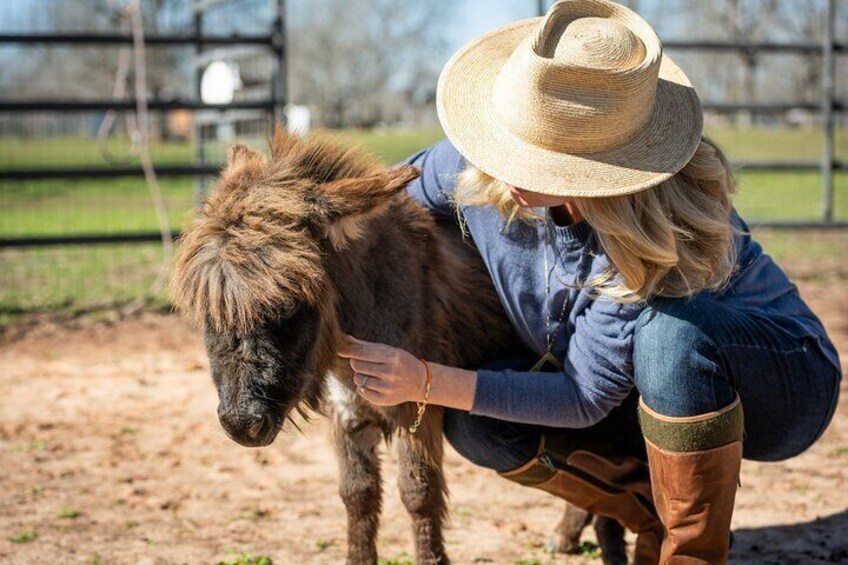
[352, 372, 385, 389]
[336, 335, 391, 362]
[356, 383, 390, 405]
[336, 334, 418, 408]
[349, 358, 387, 376]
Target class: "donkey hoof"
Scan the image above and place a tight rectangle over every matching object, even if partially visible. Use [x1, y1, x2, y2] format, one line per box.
[546, 535, 579, 554]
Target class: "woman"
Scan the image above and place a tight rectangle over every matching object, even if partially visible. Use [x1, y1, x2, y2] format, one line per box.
[337, 1, 841, 563]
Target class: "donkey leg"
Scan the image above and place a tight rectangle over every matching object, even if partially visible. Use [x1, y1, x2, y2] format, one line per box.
[546, 501, 632, 564]
[396, 416, 449, 565]
[594, 516, 628, 565]
[548, 501, 593, 554]
[329, 383, 385, 565]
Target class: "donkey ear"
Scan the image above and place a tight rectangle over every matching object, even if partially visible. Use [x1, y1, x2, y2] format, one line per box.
[227, 144, 264, 168]
[318, 165, 421, 216]
[315, 165, 421, 250]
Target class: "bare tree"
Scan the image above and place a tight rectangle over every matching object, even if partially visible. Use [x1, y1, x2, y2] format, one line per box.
[678, 0, 782, 125]
[10, 2, 189, 106]
[287, 0, 456, 128]
[773, 1, 829, 102]
[725, 0, 780, 123]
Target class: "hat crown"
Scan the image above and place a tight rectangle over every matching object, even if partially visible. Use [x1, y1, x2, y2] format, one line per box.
[553, 17, 645, 69]
[493, 0, 662, 154]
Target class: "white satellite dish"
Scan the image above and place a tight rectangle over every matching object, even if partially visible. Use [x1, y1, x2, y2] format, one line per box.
[200, 61, 240, 105]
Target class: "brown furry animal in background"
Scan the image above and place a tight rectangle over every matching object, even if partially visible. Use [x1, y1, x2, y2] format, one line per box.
[170, 129, 521, 564]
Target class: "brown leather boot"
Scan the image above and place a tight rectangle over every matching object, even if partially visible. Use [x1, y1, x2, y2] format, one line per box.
[500, 435, 663, 564]
[639, 396, 744, 564]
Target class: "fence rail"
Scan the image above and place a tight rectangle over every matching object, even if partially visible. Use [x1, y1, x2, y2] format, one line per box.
[5, 160, 846, 183]
[0, 1, 845, 315]
[2, 100, 844, 113]
[2, 165, 221, 180]
[0, 32, 278, 46]
[664, 40, 847, 54]
[0, 100, 274, 112]
[0, 0, 845, 258]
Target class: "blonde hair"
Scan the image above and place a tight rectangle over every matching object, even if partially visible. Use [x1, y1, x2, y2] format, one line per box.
[453, 138, 738, 303]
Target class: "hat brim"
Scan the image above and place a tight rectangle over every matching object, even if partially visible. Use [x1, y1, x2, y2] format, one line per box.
[436, 17, 704, 198]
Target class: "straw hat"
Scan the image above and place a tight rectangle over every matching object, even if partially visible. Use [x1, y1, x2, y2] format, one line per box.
[436, 0, 703, 197]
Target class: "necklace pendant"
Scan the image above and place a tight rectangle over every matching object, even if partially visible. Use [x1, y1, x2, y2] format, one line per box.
[530, 351, 564, 372]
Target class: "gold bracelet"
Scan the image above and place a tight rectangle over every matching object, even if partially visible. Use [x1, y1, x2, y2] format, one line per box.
[408, 358, 432, 434]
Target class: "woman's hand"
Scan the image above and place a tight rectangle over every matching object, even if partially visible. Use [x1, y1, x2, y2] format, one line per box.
[336, 335, 427, 407]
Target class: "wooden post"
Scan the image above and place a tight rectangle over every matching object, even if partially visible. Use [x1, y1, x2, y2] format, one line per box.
[193, 3, 206, 201]
[821, 0, 836, 224]
[271, 0, 288, 129]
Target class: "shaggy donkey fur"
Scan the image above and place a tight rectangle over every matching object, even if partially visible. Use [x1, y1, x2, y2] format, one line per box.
[171, 129, 522, 564]
[170, 130, 625, 564]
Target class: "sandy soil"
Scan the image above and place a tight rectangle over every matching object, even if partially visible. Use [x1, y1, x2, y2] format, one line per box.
[1, 279, 847, 565]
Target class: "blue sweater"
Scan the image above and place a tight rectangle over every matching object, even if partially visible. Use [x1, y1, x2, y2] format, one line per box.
[404, 139, 841, 428]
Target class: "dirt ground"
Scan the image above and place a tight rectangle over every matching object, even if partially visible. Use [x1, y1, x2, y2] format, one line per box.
[1, 277, 847, 565]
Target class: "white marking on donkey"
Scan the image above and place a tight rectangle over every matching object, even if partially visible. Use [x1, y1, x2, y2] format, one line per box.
[170, 129, 619, 564]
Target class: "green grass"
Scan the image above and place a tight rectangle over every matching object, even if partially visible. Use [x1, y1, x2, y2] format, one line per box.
[733, 171, 848, 222]
[1, 127, 844, 240]
[576, 541, 602, 559]
[216, 553, 273, 565]
[2, 177, 195, 237]
[706, 128, 848, 163]
[335, 128, 446, 164]
[10, 531, 38, 543]
[56, 507, 82, 519]
[0, 127, 845, 317]
[0, 129, 445, 172]
[0, 129, 445, 239]
[3, 136, 196, 169]
[377, 556, 414, 565]
[0, 243, 170, 314]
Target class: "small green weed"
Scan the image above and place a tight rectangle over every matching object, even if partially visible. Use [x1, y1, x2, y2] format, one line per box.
[10, 531, 37, 543]
[216, 553, 273, 565]
[378, 553, 413, 565]
[578, 541, 602, 558]
[315, 539, 333, 551]
[57, 507, 82, 519]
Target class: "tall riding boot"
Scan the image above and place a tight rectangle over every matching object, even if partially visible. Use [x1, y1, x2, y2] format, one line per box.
[638, 395, 744, 564]
[499, 434, 663, 565]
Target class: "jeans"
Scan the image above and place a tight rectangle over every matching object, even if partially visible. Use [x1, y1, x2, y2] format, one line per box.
[444, 295, 841, 472]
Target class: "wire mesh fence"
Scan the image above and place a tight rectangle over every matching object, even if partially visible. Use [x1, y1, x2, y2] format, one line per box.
[0, 0, 846, 320]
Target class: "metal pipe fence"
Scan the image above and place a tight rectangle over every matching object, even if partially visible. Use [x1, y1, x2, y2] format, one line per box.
[1, 6, 845, 246]
[0, 0, 845, 315]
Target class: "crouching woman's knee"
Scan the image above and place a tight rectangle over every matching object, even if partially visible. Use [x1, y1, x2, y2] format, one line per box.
[443, 408, 540, 473]
[633, 296, 737, 418]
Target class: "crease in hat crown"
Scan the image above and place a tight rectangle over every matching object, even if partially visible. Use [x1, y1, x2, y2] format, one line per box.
[492, 0, 664, 154]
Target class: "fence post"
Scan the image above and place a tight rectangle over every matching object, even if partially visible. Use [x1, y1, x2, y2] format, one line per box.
[821, 0, 837, 224]
[271, 0, 288, 129]
[193, 5, 207, 201]
[537, 0, 546, 17]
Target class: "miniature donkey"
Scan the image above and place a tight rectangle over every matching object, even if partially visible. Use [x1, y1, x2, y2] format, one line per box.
[170, 130, 624, 564]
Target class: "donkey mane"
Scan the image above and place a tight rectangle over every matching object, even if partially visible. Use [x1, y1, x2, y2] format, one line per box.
[170, 131, 389, 335]
[267, 130, 384, 183]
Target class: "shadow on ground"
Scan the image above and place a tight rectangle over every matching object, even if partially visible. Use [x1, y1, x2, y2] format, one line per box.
[731, 511, 848, 564]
